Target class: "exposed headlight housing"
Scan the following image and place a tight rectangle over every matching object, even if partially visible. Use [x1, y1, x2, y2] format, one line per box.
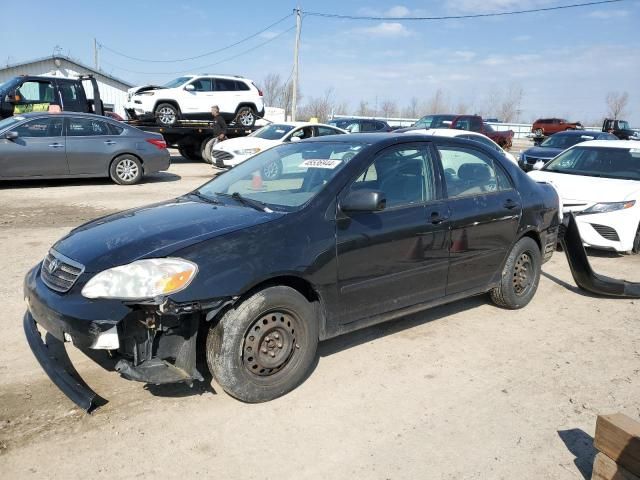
[582, 201, 636, 214]
[138, 91, 156, 96]
[81, 258, 198, 300]
[233, 148, 261, 156]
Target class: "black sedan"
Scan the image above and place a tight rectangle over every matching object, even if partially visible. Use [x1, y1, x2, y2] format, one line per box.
[519, 130, 617, 171]
[24, 133, 559, 409]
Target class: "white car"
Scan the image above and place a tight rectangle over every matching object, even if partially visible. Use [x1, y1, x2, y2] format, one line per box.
[210, 122, 348, 174]
[529, 140, 640, 253]
[404, 128, 518, 164]
[125, 75, 264, 127]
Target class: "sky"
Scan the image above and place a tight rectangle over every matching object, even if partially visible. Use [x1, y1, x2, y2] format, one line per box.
[2, 0, 639, 124]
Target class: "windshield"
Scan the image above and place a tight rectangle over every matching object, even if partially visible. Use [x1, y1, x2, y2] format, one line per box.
[541, 133, 594, 149]
[544, 146, 640, 180]
[413, 115, 456, 129]
[329, 120, 360, 132]
[618, 120, 630, 130]
[0, 115, 25, 132]
[163, 76, 192, 88]
[0, 77, 20, 96]
[196, 141, 367, 210]
[249, 124, 295, 140]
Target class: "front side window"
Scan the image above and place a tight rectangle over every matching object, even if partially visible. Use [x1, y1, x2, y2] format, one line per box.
[14, 117, 63, 138]
[351, 145, 435, 208]
[197, 141, 367, 210]
[438, 146, 511, 198]
[67, 117, 111, 136]
[317, 126, 342, 137]
[189, 78, 213, 92]
[289, 127, 314, 140]
[544, 147, 640, 181]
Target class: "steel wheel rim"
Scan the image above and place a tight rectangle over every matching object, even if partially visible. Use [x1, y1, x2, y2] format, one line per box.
[158, 107, 176, 124]
[239, 111, 254, 126]
[513, 251, 534, 296]
[243, 311, 299, 377]
[116, 158, 139, 182]
[262, 161, 278, 180]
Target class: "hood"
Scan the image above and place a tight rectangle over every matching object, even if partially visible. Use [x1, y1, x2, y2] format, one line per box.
[53, 196, 283, 272]
[528, 170, 640, 205]
[128, 85, 164, 95]
[522, 146, 563, 159]
[215, 136, 280, 153]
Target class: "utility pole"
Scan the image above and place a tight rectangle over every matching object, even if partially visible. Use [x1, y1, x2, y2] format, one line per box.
[94, 38, 99, 71]
[291, 7, 302, 121]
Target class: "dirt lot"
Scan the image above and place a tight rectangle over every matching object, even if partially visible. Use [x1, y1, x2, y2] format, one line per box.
[1, 152, 639, 479]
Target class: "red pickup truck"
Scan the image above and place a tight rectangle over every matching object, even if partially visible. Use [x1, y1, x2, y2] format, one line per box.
[449, 115, 514, 149]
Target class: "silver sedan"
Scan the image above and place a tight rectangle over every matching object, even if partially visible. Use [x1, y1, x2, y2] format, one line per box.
[0, 112, 170, 184]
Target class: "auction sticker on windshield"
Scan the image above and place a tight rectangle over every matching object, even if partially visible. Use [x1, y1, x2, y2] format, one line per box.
[299, 159, 342, 169]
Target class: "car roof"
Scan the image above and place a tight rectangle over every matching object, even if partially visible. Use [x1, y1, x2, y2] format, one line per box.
[266, 121, 342, 128]
[9, 112, 113, 120]
[551, 129, 602, 137]
[575, 140, 639, 149]
[185, 74, 250, 81]
[303, 132, 493, 148]
[329, 118, 387, 122]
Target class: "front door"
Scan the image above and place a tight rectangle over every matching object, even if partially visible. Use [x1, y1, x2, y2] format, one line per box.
[182, 77, 214, 116]
[336, 142, 450, 324]
[0, 117, 67, 177]
[436, 144, 521, 294]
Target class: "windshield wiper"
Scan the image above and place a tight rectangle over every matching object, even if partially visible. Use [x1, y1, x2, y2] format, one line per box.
[189, 191, 221, 205]
[215, 192, 272, 213]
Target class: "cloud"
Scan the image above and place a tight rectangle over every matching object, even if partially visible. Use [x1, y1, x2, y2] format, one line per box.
[385, 5, 411, 17]
[356, 5, 414, 18]
[259, 31, 280, 40]
[587, 9, 629, 19]
[358, 22, 414, 37]
[446, 0, 554, 13]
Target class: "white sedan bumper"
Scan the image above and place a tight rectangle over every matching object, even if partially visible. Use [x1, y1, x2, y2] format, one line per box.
[574, 208, 639, 252]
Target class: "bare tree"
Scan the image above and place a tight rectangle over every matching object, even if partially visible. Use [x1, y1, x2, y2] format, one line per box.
[425, 89, 450, 114]
[380, 99, 398, 119]
[261, 73, 282, 108]
[298, 88, 336, 123]
[455, 101, 473, 115]
[357, 100, 374, 117]
[401, 96, 420, 119]
[496, 84, 524, 122]
[606, 91, 630, 119]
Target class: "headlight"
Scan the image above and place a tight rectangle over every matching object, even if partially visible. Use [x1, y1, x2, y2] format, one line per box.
[81, 258, 198, 300]
[138, 91, 155, 96]
[582, 201, 635, 214]
[233, 148, 261, 156]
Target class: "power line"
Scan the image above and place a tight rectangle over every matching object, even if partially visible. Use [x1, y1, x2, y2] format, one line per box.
[98, 13, 293, 63]
[305, 0, 625, 21]
[100, 25, 296, 75]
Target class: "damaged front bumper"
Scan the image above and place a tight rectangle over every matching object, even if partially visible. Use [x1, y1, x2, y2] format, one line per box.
[23, 263, 233, 411]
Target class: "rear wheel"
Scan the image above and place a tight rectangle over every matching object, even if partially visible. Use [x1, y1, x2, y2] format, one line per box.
[490, 237, 541, 309]
[178, 145, 202, 161]
[154, 103, 179, 126]
[201, 137, 218, 164]
[235, 106, 256, 127]
[110, 155, 143, 185]
[206, 286, 318, 403]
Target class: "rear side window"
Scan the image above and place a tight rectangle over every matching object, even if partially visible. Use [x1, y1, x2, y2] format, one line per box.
[14, 117, 63, 137]
[16, 81, 55, 103]
[108, 123, 125, 135]
[215, 79, 237, 91]
[59, 83, 81, 102]
[67, 117, 111, 136]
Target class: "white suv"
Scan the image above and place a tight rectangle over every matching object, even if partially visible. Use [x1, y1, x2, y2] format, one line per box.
[125, 75, 265, 127]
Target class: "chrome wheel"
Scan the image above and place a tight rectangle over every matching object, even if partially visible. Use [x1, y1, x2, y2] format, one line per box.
[238, 109, 255, 127]
[157, 107, 176, 125]
[115, 158, 139, 182]
[243, 311, 299, 377]
[262, 160, 281, 180]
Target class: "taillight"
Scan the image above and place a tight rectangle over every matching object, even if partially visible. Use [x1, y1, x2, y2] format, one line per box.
[258, 89, 264, 97]
[146, 138, 167, 150]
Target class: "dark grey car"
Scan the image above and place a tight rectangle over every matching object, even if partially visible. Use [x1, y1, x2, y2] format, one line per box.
[0, 112, 170, 184]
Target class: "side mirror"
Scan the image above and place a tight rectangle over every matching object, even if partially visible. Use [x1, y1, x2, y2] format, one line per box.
[184, 84, 195, 91]
[533, 160, 545, 171]
[4, 131, 18, 140]
[289, 136, 301, 143]
[340, 189, 386, 213]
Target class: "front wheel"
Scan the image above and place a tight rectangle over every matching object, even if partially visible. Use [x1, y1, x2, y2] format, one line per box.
[490, 237, 541, 309]
[110, 155, 143, 185]
[235, 106, 256, 127]
[155, 103, 179, 126]
[206, 286, 318, 403]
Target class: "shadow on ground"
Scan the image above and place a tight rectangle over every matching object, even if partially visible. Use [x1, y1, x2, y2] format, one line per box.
[557, 428, 596, 480]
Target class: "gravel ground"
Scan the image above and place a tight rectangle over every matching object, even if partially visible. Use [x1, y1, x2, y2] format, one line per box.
[1, 151, 638, 479]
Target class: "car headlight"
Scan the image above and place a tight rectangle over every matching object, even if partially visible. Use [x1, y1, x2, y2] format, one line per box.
[138, 91, 155, 96]
[233, 148, 261, 156]
[81, 258, 198, 300]
[582, 201, 636, 214]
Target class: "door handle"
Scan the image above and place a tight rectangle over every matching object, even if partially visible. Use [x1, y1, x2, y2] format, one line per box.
[48, 143, 64, 148]
[504, 199, 519, 210]
[104, 140, 116, 146]
[430, 211, 449, 224]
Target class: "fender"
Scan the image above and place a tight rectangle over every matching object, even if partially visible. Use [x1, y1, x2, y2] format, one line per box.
[560, 212, 640, 298]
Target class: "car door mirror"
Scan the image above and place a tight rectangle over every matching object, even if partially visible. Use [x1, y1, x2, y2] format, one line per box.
[4, 131, 18, 140]
[533, 160, 545, 171]
[340, 189, 386, 213]
[184, 84, 195, 92]
[290, 136, 301, 143]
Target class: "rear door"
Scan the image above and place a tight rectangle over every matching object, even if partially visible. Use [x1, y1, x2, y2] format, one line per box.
[65, 116, 119, 175]
[336, 142, 450, 323]
[436, 143, 521, 294]
[213, 78, 239, 116]
[0, 116, 67, 177]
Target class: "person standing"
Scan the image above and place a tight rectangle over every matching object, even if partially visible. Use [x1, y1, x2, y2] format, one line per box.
[211, 105, 227, 144]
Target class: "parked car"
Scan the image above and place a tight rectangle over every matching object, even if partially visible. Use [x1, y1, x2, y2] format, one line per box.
[529, 140, 640, 252]
[0, 75, 104, 119]
[210, 122, 347, 176]
[531, 118, 582, 137]
[449, 115, 514, 149]
[519, 130, 616, 171]
[395, 114, 457, 132]
[403, 128, 518, 164]
[24, 133, 560, 410]
[0, 112, 169, 184]
[602, 118, 639, 140]
[327, 118, 392, 133]
[125, 75, 265, 128]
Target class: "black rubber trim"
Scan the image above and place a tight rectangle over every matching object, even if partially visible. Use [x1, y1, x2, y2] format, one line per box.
[23, 312, 100, 412]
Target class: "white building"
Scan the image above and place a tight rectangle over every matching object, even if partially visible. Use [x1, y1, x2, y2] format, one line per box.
[0, 55, 132, 116]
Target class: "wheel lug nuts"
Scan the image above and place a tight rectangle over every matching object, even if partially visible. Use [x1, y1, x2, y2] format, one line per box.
[274, 333, 280, 339]
[277, 343, 283, 348]
[261, 348, 267, 353]
[269, 352, 275, 358]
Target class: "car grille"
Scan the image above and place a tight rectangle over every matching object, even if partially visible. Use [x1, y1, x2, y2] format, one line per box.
[211, 150, 234, 167]
[590, 224, 620, 242]
[41, 250, 85, 293]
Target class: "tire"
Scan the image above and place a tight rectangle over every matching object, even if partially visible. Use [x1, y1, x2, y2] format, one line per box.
[206, 286, 319, 403]
[261, 159, 283, 180]
[109, 155, 143, 185]
[201, 137, 218, 164]
[154, 103, 180, 126]
[235, 106, 256, 127]
[178, 146, 202, 161]
[632, 224, 640, 254]
[490, 237, 541, 309]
